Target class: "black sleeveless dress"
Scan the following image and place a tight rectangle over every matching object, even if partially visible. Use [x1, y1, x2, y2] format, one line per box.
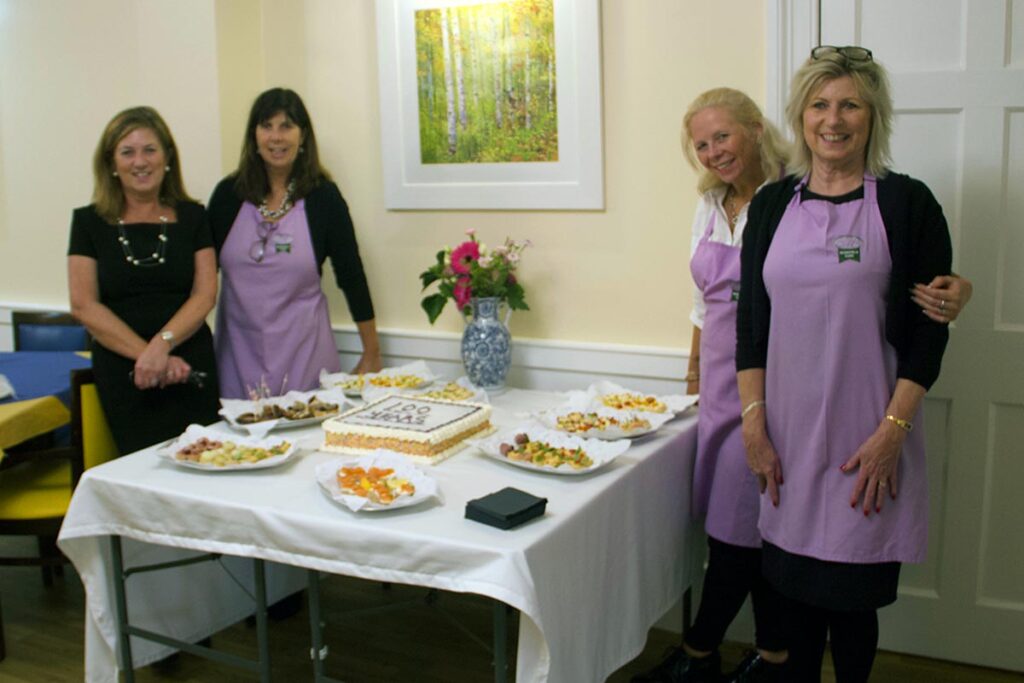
[68, 202, 220, 454]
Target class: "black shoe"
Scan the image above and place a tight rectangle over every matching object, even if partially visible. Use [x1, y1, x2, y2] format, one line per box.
[726, 651, 783, 683]
[632, 647, 721, 683]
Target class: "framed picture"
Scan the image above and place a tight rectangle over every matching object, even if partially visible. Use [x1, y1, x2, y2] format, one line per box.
[375, 0, 604, 210]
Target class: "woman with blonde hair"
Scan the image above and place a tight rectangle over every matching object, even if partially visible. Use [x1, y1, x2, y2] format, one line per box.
[636, 87, 790, 683]
[68, 106, 219, 453]
[737, 46, 954, 681]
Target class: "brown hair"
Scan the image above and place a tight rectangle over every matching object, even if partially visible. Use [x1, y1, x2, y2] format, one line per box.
[233, 88, 332, 204]
[91, 106, 193, 223]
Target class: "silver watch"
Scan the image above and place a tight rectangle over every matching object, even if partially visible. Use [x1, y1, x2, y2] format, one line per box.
[160, 330, 175, 346]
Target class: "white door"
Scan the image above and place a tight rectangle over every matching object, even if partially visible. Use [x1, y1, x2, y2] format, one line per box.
[770, 0, 1024, 672]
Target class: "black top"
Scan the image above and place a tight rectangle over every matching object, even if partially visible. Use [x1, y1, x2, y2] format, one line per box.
[736, 172, 952, 390]
[207, 176, 375, 322]
[67, 202, 220, 454]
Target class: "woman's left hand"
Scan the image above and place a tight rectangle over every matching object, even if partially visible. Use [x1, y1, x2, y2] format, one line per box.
[841, 421, 904, 516]
[911, 275, 973, 323]
[351, 350, 383, 375]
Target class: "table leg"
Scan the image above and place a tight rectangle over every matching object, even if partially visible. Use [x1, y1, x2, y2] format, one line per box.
[308, 570, 327, 679]
[682, 586, 693, 637]
[109, 535, 135, 683]
[493, 601, 508, 683]
[253, 559, 271, 683]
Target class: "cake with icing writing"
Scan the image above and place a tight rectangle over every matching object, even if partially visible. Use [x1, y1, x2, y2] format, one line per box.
[322, 395, 492, 464]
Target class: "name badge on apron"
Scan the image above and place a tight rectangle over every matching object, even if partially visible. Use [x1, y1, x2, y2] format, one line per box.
[834, 235, 862, 263]
[731, 286, 741, 302]
[273, 234, 293, 254]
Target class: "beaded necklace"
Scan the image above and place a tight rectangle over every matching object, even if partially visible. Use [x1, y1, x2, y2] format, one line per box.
[257, 180, 296, 220]
[117, 216, 168, 267]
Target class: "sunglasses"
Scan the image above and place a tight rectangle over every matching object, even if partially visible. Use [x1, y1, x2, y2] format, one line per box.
[250, 221, 279, 263]
[811, 45, 873, 63]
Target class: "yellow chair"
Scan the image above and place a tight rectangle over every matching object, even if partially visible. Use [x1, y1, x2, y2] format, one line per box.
[0, 368, 118, 660]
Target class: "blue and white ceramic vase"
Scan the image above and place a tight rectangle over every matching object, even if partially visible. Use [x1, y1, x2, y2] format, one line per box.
[461, 297, 512, 391]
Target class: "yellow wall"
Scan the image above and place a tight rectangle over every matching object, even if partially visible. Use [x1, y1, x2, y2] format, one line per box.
[0, 0, 764, 351]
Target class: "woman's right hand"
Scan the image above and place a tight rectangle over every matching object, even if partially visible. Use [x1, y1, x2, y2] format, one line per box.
[133, 338, 171, 390]
[742, 413, 783, 506]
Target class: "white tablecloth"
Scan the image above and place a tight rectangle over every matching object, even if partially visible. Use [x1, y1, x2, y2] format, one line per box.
[58, 389, 700, 683]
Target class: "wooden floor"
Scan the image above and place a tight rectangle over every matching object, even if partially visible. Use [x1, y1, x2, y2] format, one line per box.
[1, 550, 1021, 682]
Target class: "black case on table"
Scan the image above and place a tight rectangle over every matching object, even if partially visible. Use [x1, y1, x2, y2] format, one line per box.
[465, 487, 547, 530]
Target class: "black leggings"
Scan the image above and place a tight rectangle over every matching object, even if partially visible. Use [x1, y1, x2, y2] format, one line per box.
[783, 596, 879, 683]
[684, 536, 786, 653]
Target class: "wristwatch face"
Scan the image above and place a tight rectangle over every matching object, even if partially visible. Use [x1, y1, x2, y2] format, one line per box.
[160, 331, 174, 343]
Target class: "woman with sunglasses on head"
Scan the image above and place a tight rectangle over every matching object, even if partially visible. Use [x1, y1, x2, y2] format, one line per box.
[68, 107, 220, 454]
[208, 88, 381, 400]
[737, 46, 955, 682]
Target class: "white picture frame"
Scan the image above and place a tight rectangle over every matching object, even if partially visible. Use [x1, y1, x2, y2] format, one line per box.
[375, 0, 604, 210]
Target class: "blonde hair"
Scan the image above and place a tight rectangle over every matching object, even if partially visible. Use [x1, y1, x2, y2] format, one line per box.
[785, 52, 893, 177]
[681, 88, 790, 195]
[91, 107, 193, 223]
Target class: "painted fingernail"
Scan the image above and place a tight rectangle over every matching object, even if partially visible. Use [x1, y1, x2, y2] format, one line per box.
[875, 507, 881, 513]
[851, 501, 856, 508]
[839, 464, 846, 472]
[864, 509, 870, 517]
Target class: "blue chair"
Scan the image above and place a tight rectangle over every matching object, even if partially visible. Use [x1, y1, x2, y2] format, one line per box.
[11, 311, 90, 352]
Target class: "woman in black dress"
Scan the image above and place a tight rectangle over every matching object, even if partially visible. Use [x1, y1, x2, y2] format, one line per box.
[68, 106, 219, 454]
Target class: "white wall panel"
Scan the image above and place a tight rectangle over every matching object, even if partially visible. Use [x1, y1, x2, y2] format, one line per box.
[999, 110, 1024, 328]
[860, 0, 966, 71]
[1011, 0, 1024, 66]
[978, 403, 1024, 607]
[890, 110, 963, 250]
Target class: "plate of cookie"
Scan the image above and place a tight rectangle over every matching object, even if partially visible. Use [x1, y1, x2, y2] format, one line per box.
[472, 426, 630, 475]
[314, 451, 440, 512]
[566, 381, 698, 416]
[361, 376, 488, 405]
[156, 425, 299, 471]
[536, 405, 673, 440]
[320, 361, 438, 399]
[219, 388, 351, 436]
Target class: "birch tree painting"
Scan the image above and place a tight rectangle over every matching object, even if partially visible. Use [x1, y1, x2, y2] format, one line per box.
[415, 0, 557, 164]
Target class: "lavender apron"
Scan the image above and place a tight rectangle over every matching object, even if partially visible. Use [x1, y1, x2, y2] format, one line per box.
[690, 210, 762, 547]
[759, 175, 927, 564]
[215, 200, 341, 399]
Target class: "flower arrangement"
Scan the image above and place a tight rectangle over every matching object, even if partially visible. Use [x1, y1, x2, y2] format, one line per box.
[419, 229, 530, 324]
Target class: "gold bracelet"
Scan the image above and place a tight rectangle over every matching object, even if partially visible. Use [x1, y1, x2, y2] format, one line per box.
[685, 372, 700, 382]
[886, 414, 913, 432]
[741, 400, 766, 419]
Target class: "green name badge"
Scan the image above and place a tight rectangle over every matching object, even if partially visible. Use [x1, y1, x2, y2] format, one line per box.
[837, 246, 860, 262]
[834, 235, 862, 263]
[731, 287, 741, 302]
[275, 242, 291, 253]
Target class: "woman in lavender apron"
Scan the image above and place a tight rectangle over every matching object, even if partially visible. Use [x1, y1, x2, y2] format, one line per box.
[635, 90, 792, 683]
[208, 88, 381, 400]
[737, 47, 953, 682]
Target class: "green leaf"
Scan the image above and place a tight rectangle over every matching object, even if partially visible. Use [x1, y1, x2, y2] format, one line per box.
[421, 294, 448, 324]
[420, 269, 440, 289]
[434, 250, 446, 266]
[505, 283, 528, 311]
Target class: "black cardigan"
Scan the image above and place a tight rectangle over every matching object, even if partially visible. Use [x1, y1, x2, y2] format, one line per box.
[736, 173, 951, 390]
[207, 176, 375, 322]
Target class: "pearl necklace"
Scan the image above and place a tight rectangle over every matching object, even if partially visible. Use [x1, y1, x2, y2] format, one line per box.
[257, 180, 295, 220]
[117, 215, 168, 267]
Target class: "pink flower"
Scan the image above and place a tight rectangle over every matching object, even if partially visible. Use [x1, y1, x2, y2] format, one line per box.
[450, 241, 480, 275]
[454, 276, 473, 308]
[506, 274, 517, 285]
[465, 228, 477, 237]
